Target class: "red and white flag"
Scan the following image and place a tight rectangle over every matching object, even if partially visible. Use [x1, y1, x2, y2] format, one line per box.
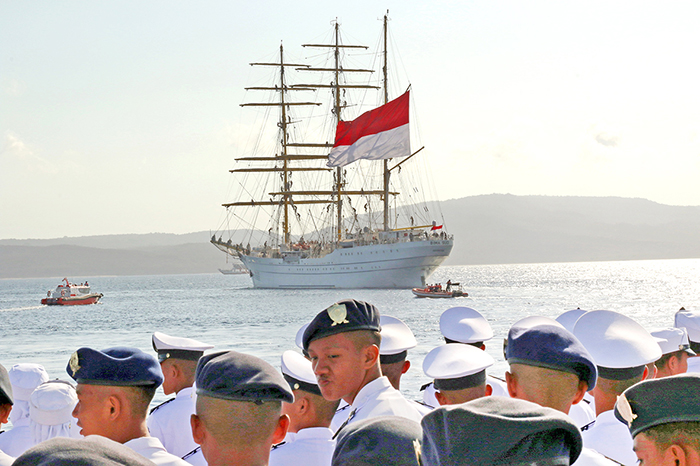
[327, 90, 410, 167]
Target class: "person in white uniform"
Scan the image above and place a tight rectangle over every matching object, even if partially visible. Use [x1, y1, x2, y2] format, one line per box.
[651, 327, 695, 378]
[0, 363, 49, 457]
[422, 343, 494, 405]
[303, 299, 423, 437]
[573, 310, 662, 466]
[674, 308, 700, 373]
[614, 373, 700, 466]
[67, 346, 190, 466]
[148, 332, 213, 457]
[269, 350, 337, 466]
[422, 306, 507, 408]
[189, 350, 292, 466]
[504, 322, 616, 465]
[0, 364, 15, 466]
[29, 380, 81, 445]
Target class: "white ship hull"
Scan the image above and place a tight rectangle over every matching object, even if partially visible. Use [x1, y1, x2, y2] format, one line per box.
[239, 239, 453, 289]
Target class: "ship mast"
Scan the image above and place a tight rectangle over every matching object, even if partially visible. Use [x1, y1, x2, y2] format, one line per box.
[299, 20, 379, 242]
[382, 12, 390, 231]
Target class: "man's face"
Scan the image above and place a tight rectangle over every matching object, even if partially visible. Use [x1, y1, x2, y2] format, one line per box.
[72, 383, 112, 437]
[307, 333, 365, 402]
[633, 432, 673, 466]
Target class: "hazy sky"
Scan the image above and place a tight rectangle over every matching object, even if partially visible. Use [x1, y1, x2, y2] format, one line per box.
[2, 1, 699, 239]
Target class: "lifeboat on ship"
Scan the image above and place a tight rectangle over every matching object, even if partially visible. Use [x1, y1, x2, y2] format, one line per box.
[412, 281, 467, 298]
[41, 278, 103, 305]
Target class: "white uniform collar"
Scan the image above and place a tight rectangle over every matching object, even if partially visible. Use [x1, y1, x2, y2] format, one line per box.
[293, 427, 333, 441]
[124, 436, 168, 451]
[350, 376, 393, 412]
[176, 386, 194, 398]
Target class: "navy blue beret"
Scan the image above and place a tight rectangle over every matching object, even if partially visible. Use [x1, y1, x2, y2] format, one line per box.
[196, 350, 293, 403]
[333, 416, 422, 466]
[13, 436, 158, 466]
[506, 323, 597, 390]
[303, 299, 381, 351]
[0, 363, 12, 405]
[421, 397, 582, 466]
[614, 373, 700, 438]
[66, 347, 164, 387]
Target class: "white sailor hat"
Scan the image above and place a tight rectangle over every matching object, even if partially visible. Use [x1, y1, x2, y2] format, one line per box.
[650, 327, 696, 356]
[295, 323, 310, 350]
[423, 343, 494, 391]
[379, 316, 417, 364]
[675, 308, 700, 343]
[573, 310, 662, 379]
[439, 307, 493, 344]
[152, 331, 214, 363]
[9, 363, 50, 401]
[29, 380, 77, 426]
[511, 316, 565, 331]
[280, 350, 321, 396]
[556, 309, 588, 333]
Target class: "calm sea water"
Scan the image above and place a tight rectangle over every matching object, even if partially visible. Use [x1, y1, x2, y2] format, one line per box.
[1, 259, 699, 408]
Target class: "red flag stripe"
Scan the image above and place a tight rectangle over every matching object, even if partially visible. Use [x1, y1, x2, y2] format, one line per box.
[332, 91, 410, 148]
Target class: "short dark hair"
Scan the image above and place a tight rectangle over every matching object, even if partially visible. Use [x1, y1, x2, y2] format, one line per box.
[644, 421, 700, 452]
[655, 350, 685, 371]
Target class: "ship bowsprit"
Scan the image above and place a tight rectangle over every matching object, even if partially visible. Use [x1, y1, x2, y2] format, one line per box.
[239, 238, 453, 289]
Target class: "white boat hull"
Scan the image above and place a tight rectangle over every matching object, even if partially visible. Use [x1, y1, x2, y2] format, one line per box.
[239, 239, 453, 289]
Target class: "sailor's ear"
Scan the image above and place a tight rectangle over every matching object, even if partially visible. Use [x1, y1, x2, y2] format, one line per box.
[365, 344, 380, 367]
[401, 360, 411, 375]
[273, 414, 290, 445]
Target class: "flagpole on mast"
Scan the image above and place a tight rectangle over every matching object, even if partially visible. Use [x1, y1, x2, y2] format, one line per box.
[334, 21, 343, 243]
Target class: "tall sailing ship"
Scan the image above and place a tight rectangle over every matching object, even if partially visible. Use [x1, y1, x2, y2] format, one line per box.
[212, 15, 453, 289]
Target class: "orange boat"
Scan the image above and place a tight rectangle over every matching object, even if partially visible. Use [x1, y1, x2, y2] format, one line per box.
[412, 281, 467, 298]
[41, 278, 103, 305]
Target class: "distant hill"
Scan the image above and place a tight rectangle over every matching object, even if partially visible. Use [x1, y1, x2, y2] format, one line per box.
[1, 195, 699, 278]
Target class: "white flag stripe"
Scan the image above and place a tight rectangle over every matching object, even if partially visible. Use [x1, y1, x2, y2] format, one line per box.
[327, 124, 409, 168]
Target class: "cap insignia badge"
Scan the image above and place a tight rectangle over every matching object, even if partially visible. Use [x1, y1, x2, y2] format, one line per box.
[294, 383, 300, 390]
[69, 351, 81, 376]
[328, 303, 349, 326]
[616, 394, 637, 427]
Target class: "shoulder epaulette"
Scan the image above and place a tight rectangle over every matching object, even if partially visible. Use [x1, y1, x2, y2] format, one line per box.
[413, 400, 434, 409]
[487, 374, 506, 383]
[149, 397, 175, 415]
[335, 404, 351, 414]
[420, 382, 433, 392]
[580, 420, 596, 432]
[182, 446, 201, 460]
[271, 441, 287, 450]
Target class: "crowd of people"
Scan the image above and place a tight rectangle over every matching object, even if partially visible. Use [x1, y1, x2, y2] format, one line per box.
[1, 300, 700, 466]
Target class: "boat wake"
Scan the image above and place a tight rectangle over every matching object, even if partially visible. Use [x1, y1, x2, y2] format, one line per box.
[0, 305, 45, 312]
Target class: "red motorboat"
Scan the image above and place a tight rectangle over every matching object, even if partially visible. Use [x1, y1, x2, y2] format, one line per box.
[41, 278, 103, 305]
[412, 281, 467, 298]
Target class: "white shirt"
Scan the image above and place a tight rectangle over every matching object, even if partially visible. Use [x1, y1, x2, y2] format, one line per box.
[574, 447, 620, 466]
[330, 401, 352, 432]
[147, 387, 197, 457]
[336, 377, 423, 432]
[125, 436, 192, 466]
[182, 446, 206, 466]
[0, 422, 33, 457]
[582, 410, 636, 466]
[687, 356, 700, 373]
[0, 449, 13, 466]
[570, 399, 596, 430]
[269, 427, 335, 466]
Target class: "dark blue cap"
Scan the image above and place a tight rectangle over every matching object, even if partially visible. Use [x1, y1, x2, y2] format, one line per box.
[332, 416, 422, 466]
[13, 436, 158, 466]
[421, 397, 583, 466]
[66, 347, 164, 387]
[506, 323, 597, 390]
[303, 299, 381, 351]
[614, 373, 700, 438]
[0, 363, 12, 405]
[195, 350, 293, 404]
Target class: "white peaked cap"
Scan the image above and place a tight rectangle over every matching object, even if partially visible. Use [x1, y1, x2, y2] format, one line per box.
[573, 310, 662, 368]
[556, 309, 588, 333]
[675, 309, 700, 343]
[152, 332, 214, 352]
[9, 363, 50, 401]
[295, 323, 310, 350]
[280, 350, 317, 386]
[511, 316, 565, 331]
[29, 380, 78, 426]
[650, 327, 695, 356]
[440, 307, 493, 344]
[379, 315, 417, 355]
[423, 343, 494, 380]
